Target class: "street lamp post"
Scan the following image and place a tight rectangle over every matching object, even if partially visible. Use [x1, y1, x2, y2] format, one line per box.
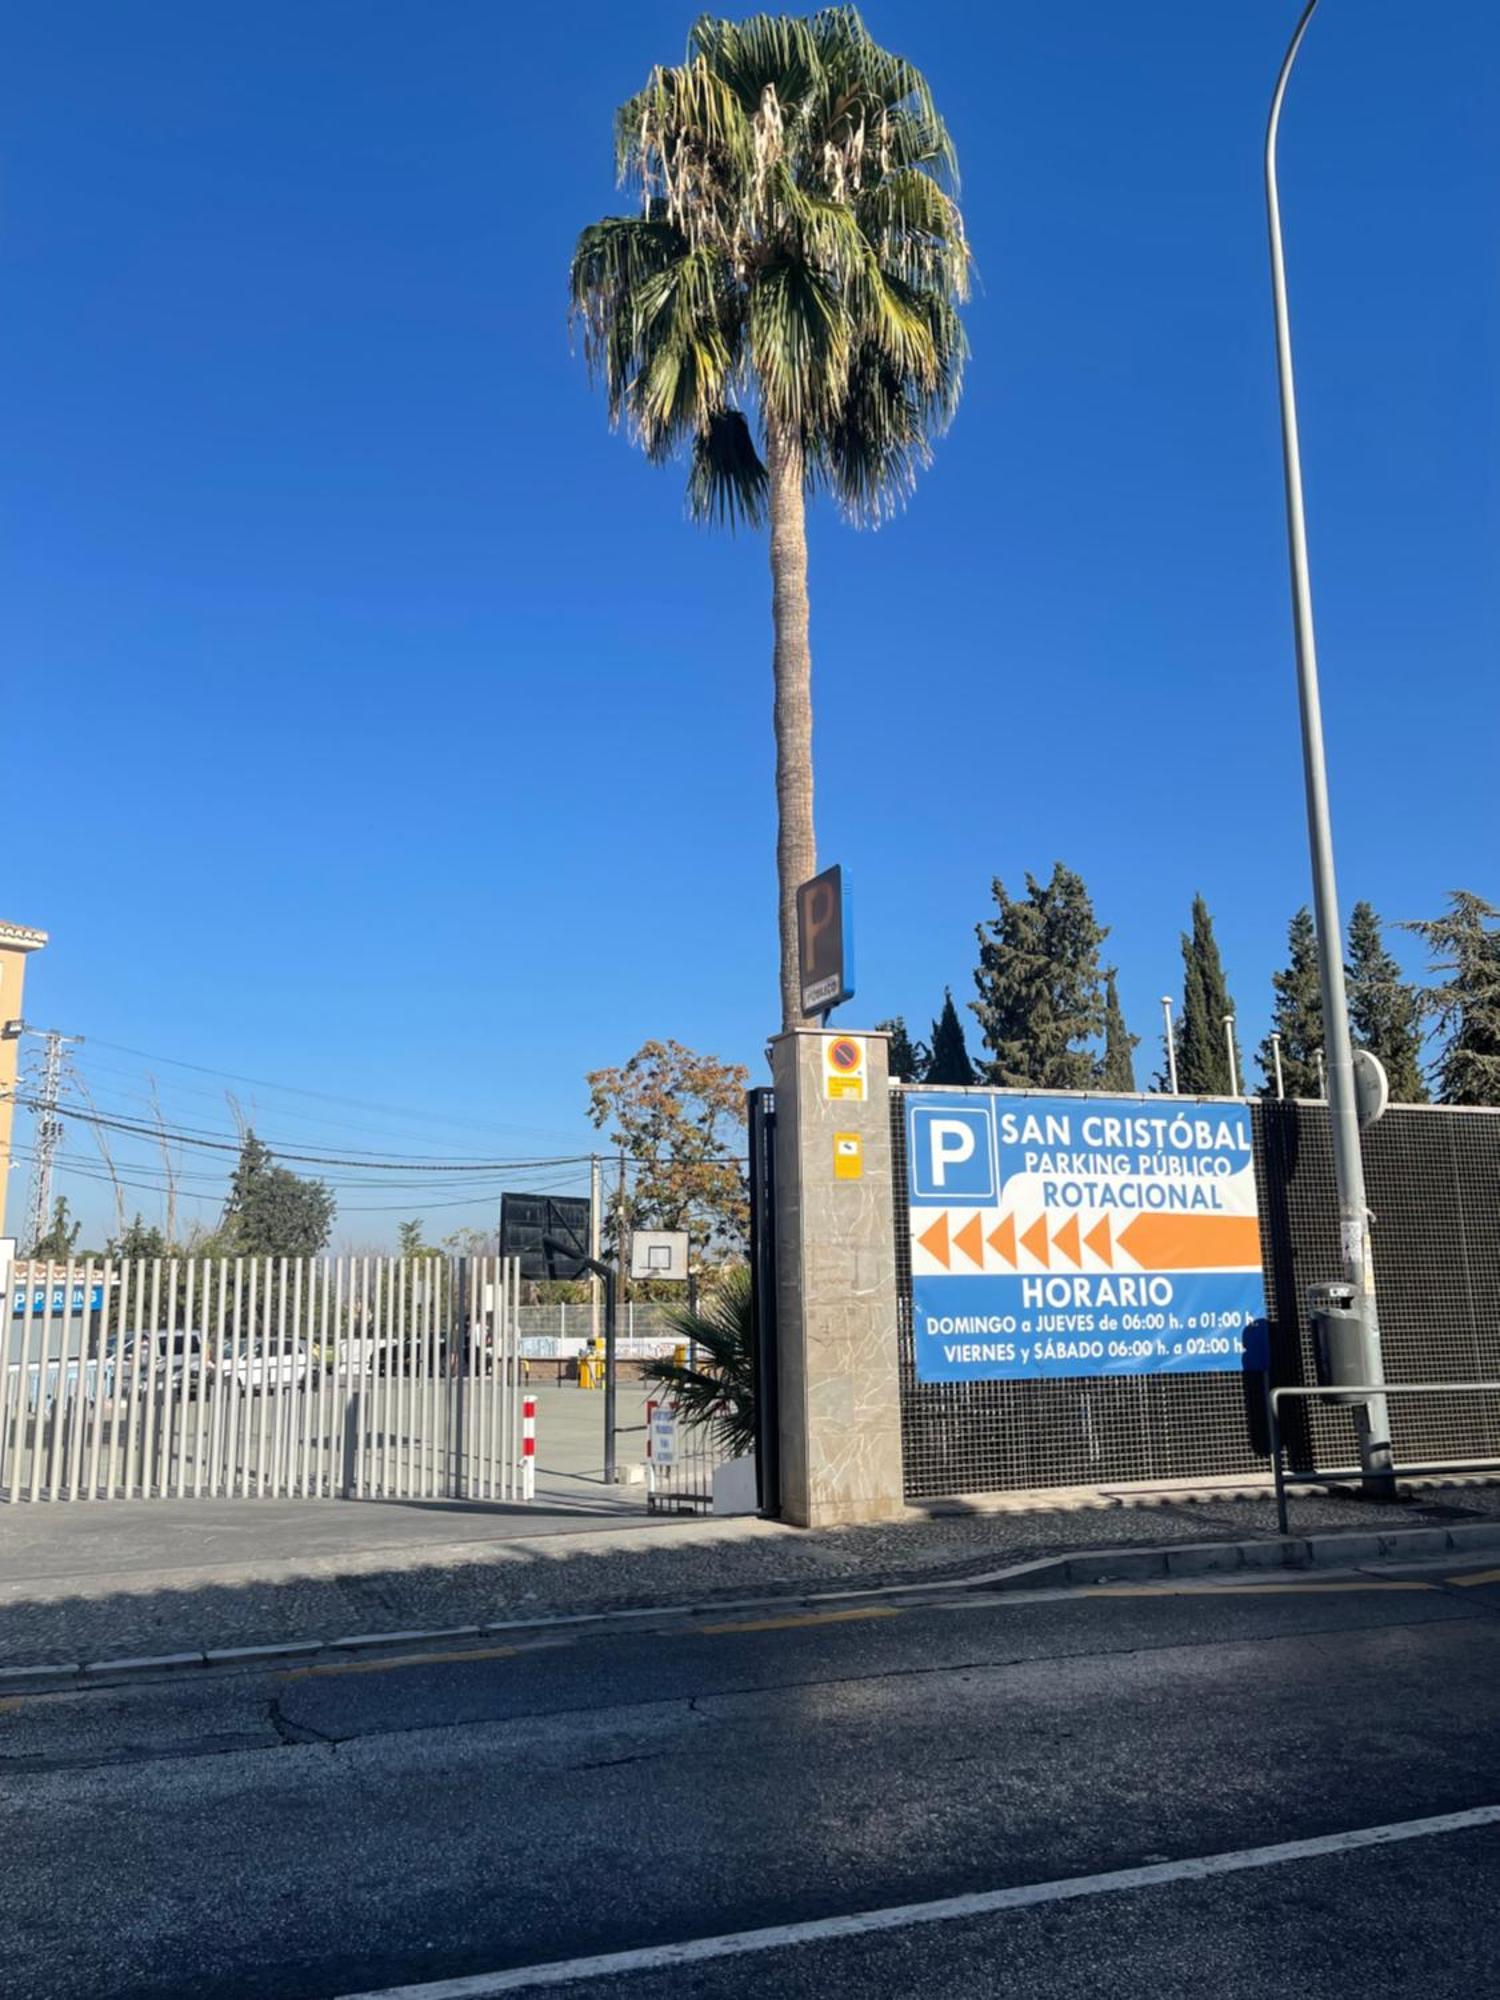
[1160, 997, 1179, 1094]
[1265, 0, 1393, 1493]
[1223, 1016, 1241, 1098]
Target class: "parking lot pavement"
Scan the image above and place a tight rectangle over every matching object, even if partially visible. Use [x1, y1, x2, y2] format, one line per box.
[4, 1559, 1500, 1999]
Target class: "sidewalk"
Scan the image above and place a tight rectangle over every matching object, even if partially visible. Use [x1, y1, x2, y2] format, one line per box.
[4, 1474, 1500, 1672]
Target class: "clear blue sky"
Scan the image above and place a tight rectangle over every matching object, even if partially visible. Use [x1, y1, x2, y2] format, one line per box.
[4, 2, 1495, 1246]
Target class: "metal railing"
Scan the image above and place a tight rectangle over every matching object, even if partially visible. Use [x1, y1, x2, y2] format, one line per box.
[1265, 1379, 1500, 1535]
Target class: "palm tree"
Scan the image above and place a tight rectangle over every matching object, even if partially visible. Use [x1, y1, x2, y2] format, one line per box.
[571, 9, 970, 1028]
[642, 1265, 756, 1458]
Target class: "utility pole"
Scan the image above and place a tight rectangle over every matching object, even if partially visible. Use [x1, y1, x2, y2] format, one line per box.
[1266, 0, 1392, 1492]
[22, 1030, 82, 1256]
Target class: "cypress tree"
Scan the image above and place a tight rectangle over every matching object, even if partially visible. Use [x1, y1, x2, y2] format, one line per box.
[1346, 901, 1428, 1103]
[1175, 895, 1236, 1095]
[971, 863, 1106, 1088]
[875, 1017, 927, 1084]
[925, 990, 976, 1086]
[1100, 971, 1138, 1091]
[1405, 890, 1500, 1107]
[1256, 907, 1323, 1097]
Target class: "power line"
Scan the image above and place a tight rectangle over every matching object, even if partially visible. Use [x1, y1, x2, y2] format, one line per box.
[83, 1036, 575, 1143]
[4, 1094, 596, 1173]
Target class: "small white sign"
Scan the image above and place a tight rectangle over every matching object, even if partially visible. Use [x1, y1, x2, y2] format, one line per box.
[649, 1402, 678, 1467]
[630, 1230, 690, 1282]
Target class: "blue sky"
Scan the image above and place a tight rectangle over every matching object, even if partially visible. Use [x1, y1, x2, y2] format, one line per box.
[4, 2, 1495, 1245]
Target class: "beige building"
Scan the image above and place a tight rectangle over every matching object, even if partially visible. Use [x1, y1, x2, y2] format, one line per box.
[0, 922, 48, 1243]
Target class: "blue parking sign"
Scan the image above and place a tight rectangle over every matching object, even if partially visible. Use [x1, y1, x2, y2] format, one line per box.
[909, 1100, 996, 1204]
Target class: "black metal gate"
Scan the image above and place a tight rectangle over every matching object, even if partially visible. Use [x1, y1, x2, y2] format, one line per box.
[747, 1086, 779, 1517]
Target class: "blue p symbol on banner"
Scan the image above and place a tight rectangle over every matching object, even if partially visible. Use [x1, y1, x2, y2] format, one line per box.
[910, 1104, 995, 1202]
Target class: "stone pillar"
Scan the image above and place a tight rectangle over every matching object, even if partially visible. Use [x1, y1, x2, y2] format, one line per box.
[770, 1027, 905, 1528]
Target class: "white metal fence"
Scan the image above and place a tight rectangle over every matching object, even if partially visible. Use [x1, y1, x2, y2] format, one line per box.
[1, 1255, 532, 1505]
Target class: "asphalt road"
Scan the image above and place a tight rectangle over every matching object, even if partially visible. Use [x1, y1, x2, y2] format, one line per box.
[5, 1558, 1500, 2000]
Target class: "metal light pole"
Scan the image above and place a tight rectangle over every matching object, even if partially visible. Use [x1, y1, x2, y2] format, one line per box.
[1271, 1032, 1286, 1099]
[1223, 1016, 1241, 1098]
[1160, 997, 1179, 1094]
[1266, 0, 1392, 1491]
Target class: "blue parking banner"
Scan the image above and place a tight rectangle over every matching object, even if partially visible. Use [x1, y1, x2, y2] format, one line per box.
[905, 1091, 1264, 1384]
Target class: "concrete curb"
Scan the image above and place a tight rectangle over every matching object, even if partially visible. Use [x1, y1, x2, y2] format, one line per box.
[6, 1520, 1498, 1695]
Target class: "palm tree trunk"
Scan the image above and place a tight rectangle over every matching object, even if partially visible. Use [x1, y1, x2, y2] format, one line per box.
[767, 420, 816, 1032]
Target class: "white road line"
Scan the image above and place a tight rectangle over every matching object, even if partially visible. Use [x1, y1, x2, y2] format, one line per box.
[335, 1803, 1500, 1998]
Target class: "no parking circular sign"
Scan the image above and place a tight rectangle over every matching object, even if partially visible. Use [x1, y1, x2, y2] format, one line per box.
[823, 1035, 867, 1102]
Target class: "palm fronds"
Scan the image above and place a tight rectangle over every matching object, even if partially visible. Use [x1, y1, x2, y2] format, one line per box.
[641, 1266, 756, 1459]
[570, 7, 970, 528]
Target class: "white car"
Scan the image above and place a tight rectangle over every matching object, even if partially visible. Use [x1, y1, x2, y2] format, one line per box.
[224, 1342, 312, 1391]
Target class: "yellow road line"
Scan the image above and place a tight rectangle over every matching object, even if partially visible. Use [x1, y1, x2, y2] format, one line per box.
[698, 1606, 901, 1636]
[1446, 1568, 1500, 1588]
[1083, 1580, 1436, 1598]
[279, 1643, 526, 1680]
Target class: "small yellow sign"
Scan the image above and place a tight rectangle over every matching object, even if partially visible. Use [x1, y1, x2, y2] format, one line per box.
[833, 1132, 864, 1181]
[823, 1034, 868, 1102]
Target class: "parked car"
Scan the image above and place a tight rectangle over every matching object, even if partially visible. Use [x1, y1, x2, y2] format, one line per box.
[110, 1330, 208, 1397]
[223, 1341, 311, 1392]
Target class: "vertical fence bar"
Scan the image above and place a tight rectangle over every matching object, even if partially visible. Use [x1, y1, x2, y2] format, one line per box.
[295, 1259, 312, 1498]
[466, 1258, 481, 1501]
[26, 1265, 55, 1504]
[122, 1259, 145, 1499]
[251, 1259, 270, 1497]
[334, 1257, 349, 1497]
[47, 1262, 77, 1502]
[392, 1258, 408, 1500]
[205, 1261, 228, 1498]
[418, 1258, 433, 1498]
[0, 1263, 20, 1501]
[83, 1259, 110, 1499]
[379, 1259, 394, 1499]
[354, 1258, 369, 1499]
[174, 1256, 195, 1496]
[233, 1260, 251, 1499]
[105, 1260, 130, 1500]
[295, 1257, 310, 1497]
[188, 1260, 208, 1498]
[65, 1259, 90, 1499]
[315, 1259, 331, 1497]
[267, 1257, 286, 1497]
[495, 1256, 508, 1500]
[139, 1261, 162, 1498]
[156, 1257, 178, 1500]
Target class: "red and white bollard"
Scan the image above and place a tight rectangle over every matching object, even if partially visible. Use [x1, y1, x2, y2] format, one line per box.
[522, 1395, 536, 1503]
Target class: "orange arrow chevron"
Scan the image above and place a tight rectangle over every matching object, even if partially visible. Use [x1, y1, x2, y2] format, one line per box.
[918, 1212, 951, 1269]
[1019, 1215, 1051, 1267]
[1083, 1216, 1113, 1266]
[1052, 1215, 1082, 1266]
[987, 1215, 1018, 1267]
[1115, 1213, 1260, 1271]
[953, 1213, 985, 1268]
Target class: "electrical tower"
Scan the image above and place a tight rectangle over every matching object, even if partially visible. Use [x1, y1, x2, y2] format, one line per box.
[21, 1030, 82, 1256]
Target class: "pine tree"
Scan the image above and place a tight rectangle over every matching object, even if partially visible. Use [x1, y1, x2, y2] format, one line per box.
[1256, 907, 1323, 1097]
[875, 1017, 928, 1084]
[1346, 901, 1427, 1103]
[1100, 971, 1138, 1091]
[971, 863, 1107, 1088]
[925, 991, 976, 1086]
[30, 1196, 81, 1263]
[1175, 895, 1237, 1095]
[221, 1130, 336, 1257]
[1405, 890, 1500, 1107]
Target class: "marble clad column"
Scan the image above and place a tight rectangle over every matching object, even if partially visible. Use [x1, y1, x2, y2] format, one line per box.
[770, 1028, 906, 1528]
